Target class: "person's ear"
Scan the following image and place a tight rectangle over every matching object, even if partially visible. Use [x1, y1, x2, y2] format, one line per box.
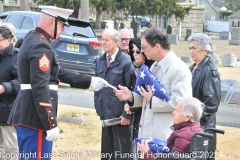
[185, 115, 192, 121]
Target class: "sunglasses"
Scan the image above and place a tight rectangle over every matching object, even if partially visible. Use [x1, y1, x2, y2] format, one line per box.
[133, 50, 142, 54]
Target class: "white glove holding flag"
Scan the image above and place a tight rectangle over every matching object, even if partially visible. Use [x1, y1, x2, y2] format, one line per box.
[46, 127, 60, 142]
[90, 77, 108, 91]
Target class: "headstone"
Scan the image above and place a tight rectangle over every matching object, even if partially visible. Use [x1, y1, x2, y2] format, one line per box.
[221, 79, 238, 88]
[211, 54, 221, 65]
[229, 28, 240, 45]
[131, 21, 141, 38]
[219, 31, 229, 40]
[167, 34, 178, 45]
[226, 88, 240, 104]
[114, 21, 119, 30]
[220, 83, 233, 102]
[167, 25, 173, 34]
[221, 53, 237, 67]
[185, 29, 193, 41]
[180, 56, 193, 63]
[120, 22, 125, 29]
[236, 62, 240, 67]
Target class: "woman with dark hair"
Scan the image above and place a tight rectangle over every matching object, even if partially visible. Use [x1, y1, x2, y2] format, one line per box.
[188, 33, 221, 160]
[124, 38, 154, 157]
[0, 25, 19, 159]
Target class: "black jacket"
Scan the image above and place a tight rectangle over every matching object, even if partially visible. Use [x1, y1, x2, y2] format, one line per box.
[94, 48, 134, 120]
[8, 27, 91, 130]
[0, 44, 19, 126]
[189, 55, 221, 151]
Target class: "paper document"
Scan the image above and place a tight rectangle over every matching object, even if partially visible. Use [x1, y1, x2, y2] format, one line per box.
[103, 81, 117, 90]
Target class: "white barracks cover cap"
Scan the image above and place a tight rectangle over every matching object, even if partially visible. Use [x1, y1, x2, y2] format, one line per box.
[39, 6, 73, 26]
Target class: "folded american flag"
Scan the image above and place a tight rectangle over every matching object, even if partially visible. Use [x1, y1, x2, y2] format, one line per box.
[134, 138, 170, 153]
[134, 64, 170, 102]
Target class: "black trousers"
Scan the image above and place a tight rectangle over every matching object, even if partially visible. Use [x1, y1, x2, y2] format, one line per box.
[101, 125, 133, 160]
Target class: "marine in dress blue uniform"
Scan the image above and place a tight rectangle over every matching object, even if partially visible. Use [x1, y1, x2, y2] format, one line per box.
[8, 6, 107, 160]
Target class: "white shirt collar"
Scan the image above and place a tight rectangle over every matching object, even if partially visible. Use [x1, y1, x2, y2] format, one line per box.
[106, 48, 119, 63]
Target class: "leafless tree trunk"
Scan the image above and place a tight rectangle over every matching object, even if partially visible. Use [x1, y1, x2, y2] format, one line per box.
[80, 0, 89, 21]
[20, 0, 31, 11]
[95, 9, 102, 30]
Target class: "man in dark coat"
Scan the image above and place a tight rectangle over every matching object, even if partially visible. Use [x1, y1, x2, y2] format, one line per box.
[8, 6, 107, 160]
[94, 29, 134, 160]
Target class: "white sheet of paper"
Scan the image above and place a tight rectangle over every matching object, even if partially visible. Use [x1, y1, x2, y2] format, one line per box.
[103, 82, 117, 90]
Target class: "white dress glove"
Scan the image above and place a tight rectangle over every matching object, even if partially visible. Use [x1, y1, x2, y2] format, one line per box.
[46, 127, 60, 142]
[90, 76, 108, 91]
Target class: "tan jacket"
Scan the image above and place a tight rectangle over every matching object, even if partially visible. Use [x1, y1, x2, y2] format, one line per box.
[132, 51, 192, 141]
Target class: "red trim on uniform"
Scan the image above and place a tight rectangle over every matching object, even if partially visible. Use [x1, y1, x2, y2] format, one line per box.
[39, 102, 52, 107]
[37, 130, 43, 160]
[9, 124, 45, 131]
[39, 53, 50, 72]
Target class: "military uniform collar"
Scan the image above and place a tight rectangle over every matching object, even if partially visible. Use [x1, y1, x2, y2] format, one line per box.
[35, 27, 53, 43]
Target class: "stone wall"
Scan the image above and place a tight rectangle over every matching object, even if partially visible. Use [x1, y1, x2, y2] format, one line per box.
[169, 5, 205, 40]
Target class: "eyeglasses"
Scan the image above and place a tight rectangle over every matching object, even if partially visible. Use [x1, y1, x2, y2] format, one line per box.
[133, 50, 142, 54]
[141, 44, 151, 50]
[121, 38, 131, 42]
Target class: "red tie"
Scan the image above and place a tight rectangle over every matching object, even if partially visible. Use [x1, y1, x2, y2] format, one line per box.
[106, 55, 111, 68]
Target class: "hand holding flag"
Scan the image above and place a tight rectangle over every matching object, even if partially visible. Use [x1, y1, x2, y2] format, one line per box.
[134, 64, 170, 102]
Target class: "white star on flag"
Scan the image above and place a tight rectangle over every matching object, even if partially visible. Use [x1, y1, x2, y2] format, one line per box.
[150, 75, 156, 80]
[160, 88, 166, 93]
[151, 84, 156, 93]
[136, 85, 141, 92]
[140, 70, 146, 80]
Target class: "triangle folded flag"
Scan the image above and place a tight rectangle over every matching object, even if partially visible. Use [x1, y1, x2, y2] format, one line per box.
[134, 138, 170, 153]
[133, 64, 170, 102]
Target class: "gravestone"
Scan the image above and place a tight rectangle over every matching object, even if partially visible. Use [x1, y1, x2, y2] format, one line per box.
[114, 21, 119, 30]
[120, 22, 125, 29]
[236, 62, 240, 67]
[131, 20, 141, 38]
[185, 29, 193, 41]
[221, 53, 237, 67]
[220, 83, 233, 102]
[229, 28, 240, 45]
[167, 34, 178, 45]
[211, 54, 221, 64]
[226, 88, 240, 104]
[219, 31, 229, 40]
[221, 79, 238, 88]
[180, 56, 192, 63]
[167, 25, 173, 34]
